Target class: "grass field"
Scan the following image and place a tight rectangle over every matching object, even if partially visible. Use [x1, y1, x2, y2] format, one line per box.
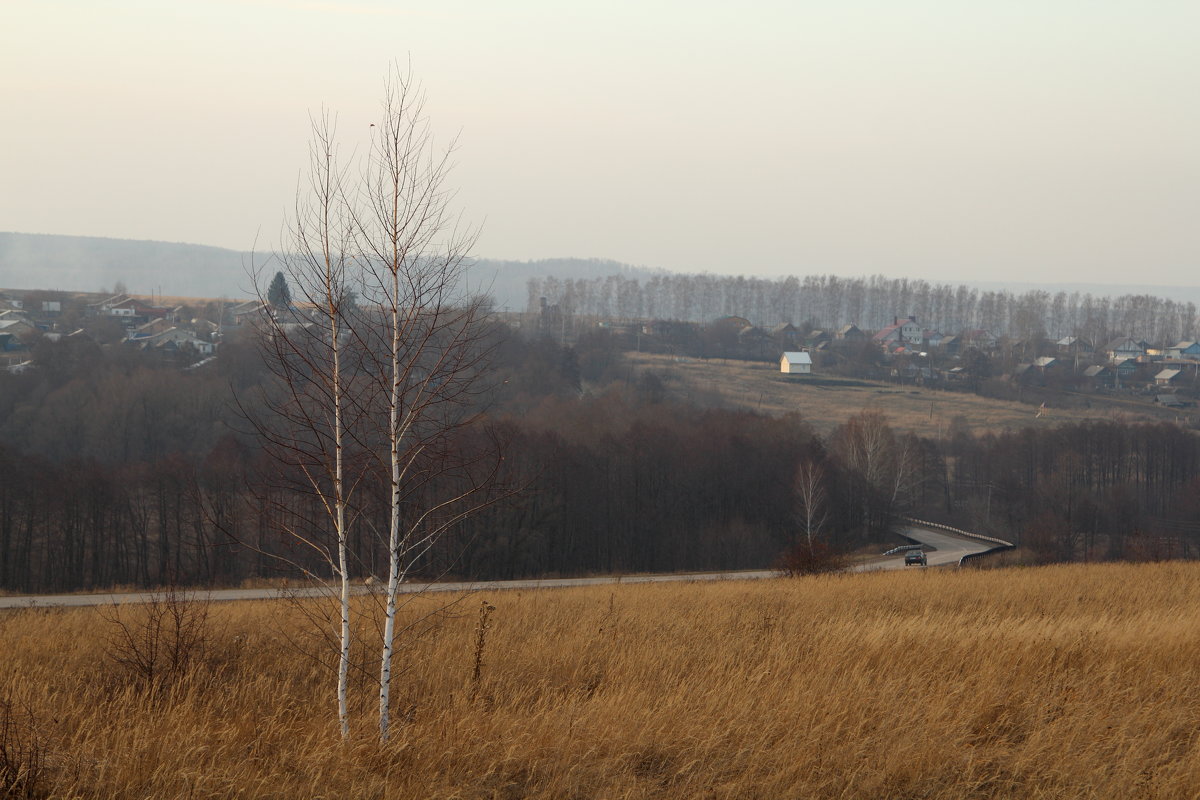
[3, 563, 1200, 798]
[626, 351, 1167, 437]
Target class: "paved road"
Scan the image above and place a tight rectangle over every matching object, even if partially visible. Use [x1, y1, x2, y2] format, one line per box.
[0, 571, 780, 609]
[857, 526, 996, 571]
[0, 528, 996, 609]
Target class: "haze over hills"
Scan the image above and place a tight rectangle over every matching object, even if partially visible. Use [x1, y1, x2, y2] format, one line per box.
[3, 231, 1199, 312]
[0, 232, 655, 311]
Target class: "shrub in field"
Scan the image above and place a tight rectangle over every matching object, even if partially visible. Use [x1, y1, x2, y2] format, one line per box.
[100, 588, 213, 690]
[774, 540, 847, 576]
[0, 698, 47, 800]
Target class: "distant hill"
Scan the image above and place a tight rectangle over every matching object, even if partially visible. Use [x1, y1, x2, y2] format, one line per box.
[0, 233, 254, 299]
[0, 232, 657, 309]
[5, 231, 1195, 312]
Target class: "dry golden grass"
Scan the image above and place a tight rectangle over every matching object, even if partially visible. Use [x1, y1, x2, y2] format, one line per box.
[628, 352, 1164, 437]
[4, 563, 1200, 798]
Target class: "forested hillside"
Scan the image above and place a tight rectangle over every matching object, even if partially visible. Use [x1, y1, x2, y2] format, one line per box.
[3, 319, 1200, 593]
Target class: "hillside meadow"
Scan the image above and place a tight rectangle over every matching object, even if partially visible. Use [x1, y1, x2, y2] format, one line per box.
[3, 563, 1200, 798]
[626, 351, 1170, 437]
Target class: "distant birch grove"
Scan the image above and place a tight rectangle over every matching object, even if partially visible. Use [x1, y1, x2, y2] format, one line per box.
[527, 272, 1200, 344]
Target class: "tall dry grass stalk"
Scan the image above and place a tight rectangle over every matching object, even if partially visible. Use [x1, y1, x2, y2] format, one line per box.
[2, 563, 1200, 798]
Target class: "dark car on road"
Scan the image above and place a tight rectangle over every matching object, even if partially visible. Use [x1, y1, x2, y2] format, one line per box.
[904, 550, 927, 566]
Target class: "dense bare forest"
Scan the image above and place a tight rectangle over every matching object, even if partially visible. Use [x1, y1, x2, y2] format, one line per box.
[527, 272, 1200, 344]
[3, 319, 1200, 593]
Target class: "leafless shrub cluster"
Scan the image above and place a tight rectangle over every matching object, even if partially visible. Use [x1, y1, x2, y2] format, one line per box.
[100, 588, 212, 690]
[0, 698, 47, 800]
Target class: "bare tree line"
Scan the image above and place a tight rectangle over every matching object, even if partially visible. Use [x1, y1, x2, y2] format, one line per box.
[528, 272, 1200, 344]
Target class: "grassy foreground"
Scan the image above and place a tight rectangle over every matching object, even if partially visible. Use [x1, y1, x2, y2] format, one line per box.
[3, 564, 1200, 798]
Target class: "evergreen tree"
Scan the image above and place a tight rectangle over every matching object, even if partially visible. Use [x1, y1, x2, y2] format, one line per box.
[266, 271, 291, 308]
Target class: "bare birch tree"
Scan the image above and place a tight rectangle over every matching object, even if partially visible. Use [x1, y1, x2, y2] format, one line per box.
[794, 458, 828, 554]
[250, 113, 360, 738]
[253, 69, 498, 742]
[348, 67, 496, 742]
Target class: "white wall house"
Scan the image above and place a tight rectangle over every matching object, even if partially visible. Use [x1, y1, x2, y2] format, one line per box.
[781, 351, 812, 374]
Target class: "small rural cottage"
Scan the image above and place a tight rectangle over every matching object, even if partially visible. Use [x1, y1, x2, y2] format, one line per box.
[1167, 341, 1200, 360]
[1155, 368, 1182, 387]
[780, 352, 812, 375]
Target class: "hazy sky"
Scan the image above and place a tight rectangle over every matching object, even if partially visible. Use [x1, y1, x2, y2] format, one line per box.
[4, 1, 1198, 285]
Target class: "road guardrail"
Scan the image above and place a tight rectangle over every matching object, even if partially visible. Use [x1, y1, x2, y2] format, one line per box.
[900, 517, 1015, 566]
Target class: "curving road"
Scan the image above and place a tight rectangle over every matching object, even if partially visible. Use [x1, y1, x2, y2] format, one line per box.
[0, 527, 999, 610]
[857, 525, 997, 571]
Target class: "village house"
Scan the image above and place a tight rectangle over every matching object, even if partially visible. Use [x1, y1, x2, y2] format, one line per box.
[1155, 368, 1183, 387]
[1112, 357, 1141, 384]
[127, 318, 175, 340]
[780, 351, 813, 375]
[872, 316, 922, 347]
[1167, 341, 1200, 360]
[224, 300, 271, 328]
[1011, 363, 1038, 385]
[949, 365, 982, 384]
[1080, 364, 1113, 388]
[1057, 336, 1094, 355]
[836, 324, 866, 342]
[89, 294, 174, 327]
[1033, 356, 1061, 374]
[806, 329, 833, 350]
[959, 329, 999, 351]
[129, 327, 216, 356]
[770, 323, 799, 349]
[0, 318, 38, 345]
[1156, 394, 1192, 408]
[1104, 337, 1148, 362]
[737, 325, 773, 357]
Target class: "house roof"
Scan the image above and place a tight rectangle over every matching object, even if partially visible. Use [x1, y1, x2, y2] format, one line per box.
[1105, 337, 1145, 353]
[781, 351, 812, 365]
[88, 293, 130, 308]
[872, 322, 903, 341]
[1034, 357, 1058, 368]
[1155, 369, 1182, 380]
[1157, 394, 1187, 406]
[1082, 365, 1109, 377]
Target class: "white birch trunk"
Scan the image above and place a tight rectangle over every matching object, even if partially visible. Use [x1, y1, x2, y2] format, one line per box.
[379, 261, 402, 742]
[323, 155, 351, 741]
